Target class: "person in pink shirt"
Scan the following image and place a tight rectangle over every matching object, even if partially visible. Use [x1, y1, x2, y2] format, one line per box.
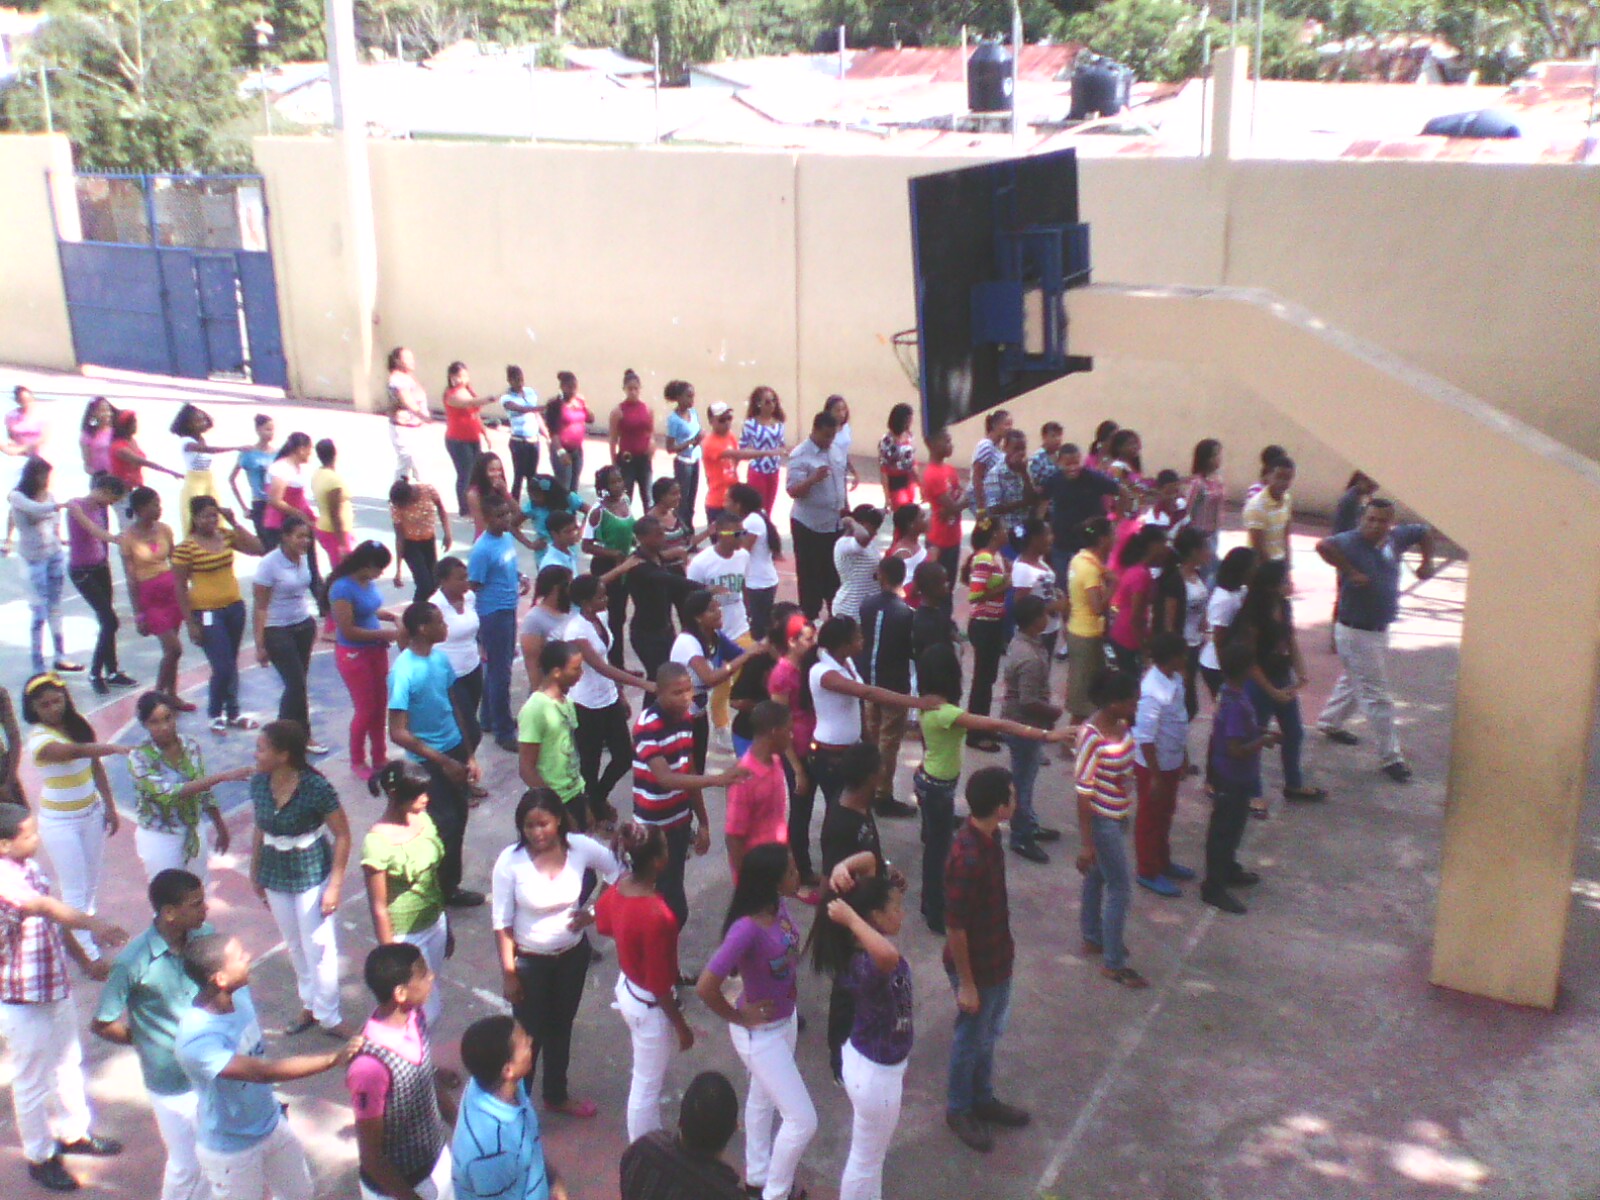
[346, 943, 459, 1200]
[547, 371, 592, 494]
[725, 701, 793, 880]
[1108, 526, 1172, 677]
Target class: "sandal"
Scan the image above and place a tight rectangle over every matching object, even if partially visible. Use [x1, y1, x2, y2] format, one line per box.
[1284, 786, 1328, 802]
[282, 1012, 318, 1036]
[544, 1097, 597, 1119]
[1250, 801, 1270, 820]
[228, 715, 261, 731]
[1101, 966, 1149, 989]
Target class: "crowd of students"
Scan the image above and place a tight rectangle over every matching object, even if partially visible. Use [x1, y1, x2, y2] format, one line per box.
[0, 364, 1438, 1199]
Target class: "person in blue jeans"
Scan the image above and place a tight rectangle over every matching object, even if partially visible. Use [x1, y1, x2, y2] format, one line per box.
[943, 766, 1029, 1154]
[468, 497, 528, 753]
[997, 595, 1065, 864]
[1233, 559, 1326, 807]
[1074, 669, 1148, 989]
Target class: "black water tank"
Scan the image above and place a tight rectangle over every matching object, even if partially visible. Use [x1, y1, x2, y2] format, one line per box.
[968, 40, 1014, 113]
[1421, 108, 1520, 138]
[1070, 56, 1132, 120]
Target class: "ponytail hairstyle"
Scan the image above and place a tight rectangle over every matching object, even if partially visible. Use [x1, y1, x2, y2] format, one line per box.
[681, 589, 719, 649]
[369, 759, 431, 808]
[17, 456, 51, 500]
[260, 719, 319, 776]
[807, 872, 897, 979]
[763, 600, 802, 654]
[275, 431, 311, 462]
[1108, 428, 1143, 474]
[613, 820, 669, 881]
[569, 572, 603, 611]
[323, 539, 393, 607]
[1088, 419, 1119, 460]
[720, 842, 791, 937]
[728, 483, 780, 556]
[533, 564, 573, 611]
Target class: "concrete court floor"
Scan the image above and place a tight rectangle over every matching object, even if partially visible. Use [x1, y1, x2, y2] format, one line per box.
[0, 367, 1597, 1200]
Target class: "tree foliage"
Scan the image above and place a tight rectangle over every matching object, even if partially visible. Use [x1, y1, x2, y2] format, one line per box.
[3, 0, 251, 172]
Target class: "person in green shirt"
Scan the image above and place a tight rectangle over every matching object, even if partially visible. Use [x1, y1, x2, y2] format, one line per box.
[518, 640, 589, 828]
[914, 645, 1070, 935]
[90, 868, 213, 1200]
[362, 759, 450, 1026]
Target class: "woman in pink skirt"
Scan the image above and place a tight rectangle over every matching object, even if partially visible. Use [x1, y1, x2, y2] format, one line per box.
[119, 487, 193, 708]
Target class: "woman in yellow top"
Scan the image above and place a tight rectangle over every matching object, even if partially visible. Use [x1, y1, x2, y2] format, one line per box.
[173, 495, 266, 734]
[120, 486, 193, 709]
[170, 404, 253, 537]
[22, 672, 129, 959]
[311, 436, 356, 573]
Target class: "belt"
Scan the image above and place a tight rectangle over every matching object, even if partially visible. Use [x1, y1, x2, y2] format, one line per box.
[262, 829, 323, 852]
[621, 978, 660, 1009]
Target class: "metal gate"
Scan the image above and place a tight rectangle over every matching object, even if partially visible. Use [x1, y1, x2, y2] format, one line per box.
[54, 173, 288, 388]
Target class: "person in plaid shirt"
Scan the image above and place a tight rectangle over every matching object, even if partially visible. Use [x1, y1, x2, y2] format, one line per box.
[0, 802, 129, 1192]
[941, 768, 1029, 1155]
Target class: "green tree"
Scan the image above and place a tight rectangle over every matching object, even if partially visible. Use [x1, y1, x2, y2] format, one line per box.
[619, 0, 728, 82]
[3, 0, 251, 172]
[1056, 0, 1316, 81]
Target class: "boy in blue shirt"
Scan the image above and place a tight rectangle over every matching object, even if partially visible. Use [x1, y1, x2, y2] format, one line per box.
[452, 1015, 566, 1200]
[468, 497, 529, 752]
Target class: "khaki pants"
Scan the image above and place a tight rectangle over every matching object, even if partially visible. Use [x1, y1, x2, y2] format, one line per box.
[711, 631, 756, 732]
[861, 701, 909, 803]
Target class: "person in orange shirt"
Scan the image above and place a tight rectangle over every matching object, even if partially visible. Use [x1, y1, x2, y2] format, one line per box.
[700, 403, 768, 525]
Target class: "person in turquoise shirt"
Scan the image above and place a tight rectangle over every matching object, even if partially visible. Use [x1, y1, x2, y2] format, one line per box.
[453, 1015, 564, 1200]
[174, 933, 361, 1195]
[520, 477, 586, 552]
[228, 415, 276, 539]
[537, 511, 583, 576]
[664, 381, 702, 533]
[92, 868, 213, 1200]
[469, 498, 528, 748]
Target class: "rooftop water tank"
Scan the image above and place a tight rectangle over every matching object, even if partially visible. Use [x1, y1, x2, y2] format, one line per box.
[968, 40, 1015, 113]
[1070, 56, 1133, 120]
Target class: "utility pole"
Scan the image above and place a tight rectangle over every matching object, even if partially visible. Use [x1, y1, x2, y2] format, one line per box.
[37, 65, 52, 133]
[1011, 0, 1022, 149]
[325, 0, 379, 408]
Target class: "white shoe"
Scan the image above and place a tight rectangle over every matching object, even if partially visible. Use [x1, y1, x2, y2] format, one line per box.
[306, 741, 331, 755]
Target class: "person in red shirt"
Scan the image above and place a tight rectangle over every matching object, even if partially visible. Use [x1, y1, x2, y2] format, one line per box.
[443, 361, 492, 518]
[610, 369, 658, 508]
[919, 428, 966, 616]
[700, 403, 768, 525]
[724, 701, 793, 879]
[595, 823, 695, 1143]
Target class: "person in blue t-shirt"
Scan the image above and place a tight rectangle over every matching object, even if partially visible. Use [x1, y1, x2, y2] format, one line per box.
[452, 1015, 565, 1200]
[174, 933, 360, 1200]
[1314, 497, 1435, 784]
[537, 511, 583, 576]
[390, 601, 484, 910]
[326, 540, 402, 783]
[469, 498, 529, 752]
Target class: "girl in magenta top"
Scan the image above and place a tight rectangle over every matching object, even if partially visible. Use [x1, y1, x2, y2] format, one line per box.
[1108, 526, 1172, 673]
[696, 843, 814, 1200]
[78, 397, 114, 476]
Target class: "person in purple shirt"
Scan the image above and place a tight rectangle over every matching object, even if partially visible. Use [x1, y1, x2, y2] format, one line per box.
[1203, 643, 1280, 915]
[695, 844, 816, 1200]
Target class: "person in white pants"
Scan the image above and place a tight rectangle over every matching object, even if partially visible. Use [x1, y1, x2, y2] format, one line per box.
[696, 845, 816, 1200]
[813, 871, 914, 1200]
[1314, 499, 1435, 785]
[174, 933, 362, 1200]
[0, 802, 130, 1192]
[92, 868, 216, 1200]
[249, 719, 353, 1035]
[129, 691, 252, 886]
[22, 672, 129, 959]
[594, 823, 696, 1142]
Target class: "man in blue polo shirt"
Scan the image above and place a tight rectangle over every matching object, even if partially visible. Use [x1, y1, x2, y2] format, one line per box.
[469, 496, 527, 752]
[92, 870, 213, 1200]
[390, 601, 483, 908]
[1314, 497, 1435, 782]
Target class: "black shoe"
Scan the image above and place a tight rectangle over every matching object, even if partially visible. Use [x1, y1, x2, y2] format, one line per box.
[495, 735, 519, 753]
[874, 798, 918, 819]
[1321, 728, 1360, 746]
[946, 1111, 994, 1152]
[1382, 762, 1413, 783]
[104, 672, 138, 689]
[972, 1098, 1031, 1128]
[57, 1137, 121, 1158]
[89, 675, 108, 696]
[446, 888, 486, 908]
[1229, 868, 1261, 887]
[28, 1156, 78, 1192]
[1202, 888, 1248, 915]
[1031, 826, 1063, 843]
[1010, 839, 1050, 864]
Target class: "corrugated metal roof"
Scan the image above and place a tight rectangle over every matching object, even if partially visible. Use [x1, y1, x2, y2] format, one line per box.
[846, 44, 1081, 83]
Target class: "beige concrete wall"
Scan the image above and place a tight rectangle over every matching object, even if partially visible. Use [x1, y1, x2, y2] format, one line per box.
[0, 134, 77, 372]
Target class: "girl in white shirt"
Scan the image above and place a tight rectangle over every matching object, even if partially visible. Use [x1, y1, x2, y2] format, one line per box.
[1009, 518, 1064, 655]
[565, 575, 654, 826]
[729, 483, 782, 639]
[491, 788, 623, 1119]
[1199, 546, 1256, 701]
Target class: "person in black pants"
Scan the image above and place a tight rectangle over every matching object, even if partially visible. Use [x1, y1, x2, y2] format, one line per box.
[568, 574, 654, 824]
[786, 412, 846, 620]
[65, 474, 134, 693]
[626, 516, 699, 681]
[253, 517, 323, 750]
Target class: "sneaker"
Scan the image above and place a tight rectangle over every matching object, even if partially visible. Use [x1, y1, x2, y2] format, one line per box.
[1382, 762, 1413, 783]
[1162, 862, 1197, 881]
[972, 1098, 1031, 1128]
[873, 797, 918, 819]
[1320, 727, 1361, 746]
[53, 660, 86, 674]
[306, 741, 331, 756]
[946, 1111, 994, 1153]
[170, 697, 198, 713]
[1137, 874, 1182, 898]
[104, 672, 138, 689]
[1032, 826, 1063, 843]
[209, 717, 230, 734]
[58, 1136, 122, 1157]
[1202, 888, 1248, 915]
[1010, 839, 1050, 864]
[28, 1156, 79, 1192]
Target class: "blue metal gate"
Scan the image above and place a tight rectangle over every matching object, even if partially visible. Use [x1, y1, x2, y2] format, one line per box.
[54, 173, 289, 389]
